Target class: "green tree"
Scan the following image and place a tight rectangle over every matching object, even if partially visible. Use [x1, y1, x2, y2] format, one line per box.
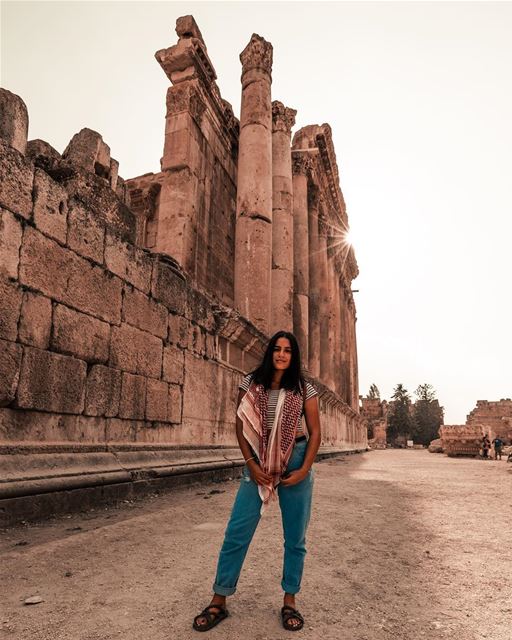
[412, 384, 444, 445]
[368, 383, 380, 399]
[387, 384, 414, 444]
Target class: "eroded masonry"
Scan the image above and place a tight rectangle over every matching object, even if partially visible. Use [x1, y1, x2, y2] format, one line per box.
[0, 16, 365, 523]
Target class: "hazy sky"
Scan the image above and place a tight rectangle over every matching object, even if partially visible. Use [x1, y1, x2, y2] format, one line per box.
[2, 1, 511, 423]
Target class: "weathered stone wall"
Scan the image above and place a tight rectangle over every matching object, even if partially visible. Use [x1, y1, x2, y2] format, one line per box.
[0, 95, 365, 449]
[466, 399, 512, 441]
[361, 397, 388, 448]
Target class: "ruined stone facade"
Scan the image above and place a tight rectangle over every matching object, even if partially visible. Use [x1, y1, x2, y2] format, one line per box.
[441, 399, 512, 456]
[0, 17, 365, 521]
[361, 397, 388, 449]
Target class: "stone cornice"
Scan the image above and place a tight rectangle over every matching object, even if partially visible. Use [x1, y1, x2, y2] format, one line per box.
[240, 34, 273, 77]
[272, 101, 296, 134]
[156, 36, 217, 87]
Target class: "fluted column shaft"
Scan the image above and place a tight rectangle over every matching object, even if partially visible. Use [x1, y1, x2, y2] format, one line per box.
[308, 185, 321, 378]
[271, 101, 296, 333]
[292, 152, 311, 363]
[234, 34, 273, 333]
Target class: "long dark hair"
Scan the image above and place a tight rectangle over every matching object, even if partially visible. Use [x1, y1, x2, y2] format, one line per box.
[251, 331, 304, 393]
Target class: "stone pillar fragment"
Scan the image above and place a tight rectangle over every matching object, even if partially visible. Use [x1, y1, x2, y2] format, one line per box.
[291, 152, 312, 363]
[308, 185, 321, 377]
[234, 34, 273, 333]
[0, 89, 28, 155]
[271, 101, 296, 334]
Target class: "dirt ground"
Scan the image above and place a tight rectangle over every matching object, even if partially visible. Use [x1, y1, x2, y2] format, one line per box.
[1, 450, 511, 640]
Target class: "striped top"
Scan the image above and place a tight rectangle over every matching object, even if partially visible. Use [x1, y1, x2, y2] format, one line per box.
[239, 374, 318, 437]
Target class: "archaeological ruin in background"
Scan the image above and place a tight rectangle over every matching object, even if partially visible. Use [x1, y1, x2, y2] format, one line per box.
[440, 399, 512, 456]
[0, 16, 365, 523]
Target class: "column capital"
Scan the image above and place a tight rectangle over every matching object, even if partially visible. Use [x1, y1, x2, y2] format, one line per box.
[272, 101, 297, 134]
[240, 34, 273, 77]
[292, 152, 312, 176]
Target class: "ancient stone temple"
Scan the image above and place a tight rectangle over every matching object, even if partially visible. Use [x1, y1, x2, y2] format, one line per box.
[0, 16, 365, 524]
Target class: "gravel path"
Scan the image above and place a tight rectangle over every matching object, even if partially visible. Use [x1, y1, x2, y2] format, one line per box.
[1, 450, 511, 640]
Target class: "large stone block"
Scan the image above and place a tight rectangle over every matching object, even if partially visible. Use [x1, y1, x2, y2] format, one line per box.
[146, 378, 169, 421]
[0, 141, 33, 220]
[106, 417, 139, 442]
[26, 139, 61, 172]
[122, 286, 168, 339]
[110, 323, 162, 378]
[0, 408, 80, 441]
[151, 258, 188, 315]
[118, 373, 146, 420]
[17, 346, 86, 413]
[84, 365, 121, 417]
[186, 288, 215, 331]
[162, 344, 184, 384]
[18, 291, 52, 349]
[168, 383, 182, 424]
[52, 304, 110, 363]
[0, 339, 22, 406]
[168, 313, 190, 349]
[104, 230, 152, 293]
[183, 352, 236, 432]
[0, 208, 23, 279]
[0, 89, 28, 154]
[67, 201, 105, 263]
[32, 168, 68, 243]
[19, 226, 122, 324]
[0, 279, 22, 341]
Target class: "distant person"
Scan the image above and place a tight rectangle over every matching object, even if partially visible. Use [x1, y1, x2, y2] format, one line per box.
[481, 434, 491, 459]
[492, 437, 504, 460]
[192, 331, 321, 632]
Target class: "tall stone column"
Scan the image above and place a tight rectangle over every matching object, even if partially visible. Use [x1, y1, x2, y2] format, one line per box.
[271, 101, 296, 334]
[333, 267, 342, 397]
[234, 34, 273, 333]
[308, 185, 321, 378]
[339, 276, 349, 403]
[349, 305, 360, 411]
[318, 214, 332, 387]
[292, 152, 312, 364]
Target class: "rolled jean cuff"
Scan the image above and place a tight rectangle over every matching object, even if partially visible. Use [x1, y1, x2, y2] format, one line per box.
[213, 582, 237, 597]
[281, 580, 301, 595]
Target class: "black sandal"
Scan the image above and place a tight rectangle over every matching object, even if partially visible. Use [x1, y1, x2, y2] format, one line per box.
[193, 604, 229, 632]
[281, 605, 304, 631]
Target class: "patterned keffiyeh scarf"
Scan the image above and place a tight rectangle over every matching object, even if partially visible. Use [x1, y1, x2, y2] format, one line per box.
[236, 382, 304, 512]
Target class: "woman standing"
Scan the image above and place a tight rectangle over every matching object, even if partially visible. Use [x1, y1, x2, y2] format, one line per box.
[193, 331, 321, 632]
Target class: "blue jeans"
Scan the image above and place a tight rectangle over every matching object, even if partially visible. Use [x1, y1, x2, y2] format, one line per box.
[213, 439, 314, 596]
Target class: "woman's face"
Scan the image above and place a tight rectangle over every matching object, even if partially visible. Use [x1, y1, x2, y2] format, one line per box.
[273, 337, 292, 371]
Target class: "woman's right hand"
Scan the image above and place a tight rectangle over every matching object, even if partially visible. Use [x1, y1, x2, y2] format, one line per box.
[247, 460, 272, 486]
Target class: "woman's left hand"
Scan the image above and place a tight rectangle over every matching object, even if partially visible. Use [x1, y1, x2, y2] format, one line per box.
[280, 467, 309, 486]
